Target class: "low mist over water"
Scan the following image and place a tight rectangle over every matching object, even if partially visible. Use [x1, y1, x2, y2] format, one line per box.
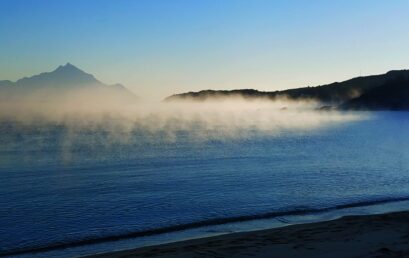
[0, 98, 364, 144]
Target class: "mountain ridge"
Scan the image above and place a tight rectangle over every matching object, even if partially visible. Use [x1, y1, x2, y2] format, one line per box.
[164, 70, 409, 110]
[0, 63, 137, 103]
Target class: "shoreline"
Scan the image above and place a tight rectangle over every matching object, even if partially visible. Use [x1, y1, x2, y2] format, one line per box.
[6, 197, 409, 257]
[86, 211, 409, 258]
[5, 199, 409, 257]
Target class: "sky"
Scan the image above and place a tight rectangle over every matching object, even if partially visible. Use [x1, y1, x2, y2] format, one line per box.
[1, 0, 409, 100]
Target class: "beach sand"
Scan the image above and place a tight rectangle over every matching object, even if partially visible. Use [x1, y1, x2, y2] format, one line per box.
[87, 211, 409, 258]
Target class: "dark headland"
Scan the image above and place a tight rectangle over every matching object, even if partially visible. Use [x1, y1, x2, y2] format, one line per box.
[164, 70, 409, 110]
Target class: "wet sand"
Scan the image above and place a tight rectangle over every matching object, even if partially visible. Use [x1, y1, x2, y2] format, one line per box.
[86, 211, 409, 258]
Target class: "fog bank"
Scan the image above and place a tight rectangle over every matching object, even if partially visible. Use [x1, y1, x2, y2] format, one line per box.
[0, 95, 365, 142]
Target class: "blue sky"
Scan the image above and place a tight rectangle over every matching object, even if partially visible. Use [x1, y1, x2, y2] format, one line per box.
[1, 0, 409, 99]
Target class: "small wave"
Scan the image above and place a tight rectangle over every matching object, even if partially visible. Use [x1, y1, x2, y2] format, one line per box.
[2, 196, 409, 257]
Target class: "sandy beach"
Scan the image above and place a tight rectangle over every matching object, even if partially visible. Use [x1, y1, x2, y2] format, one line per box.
[86, 211, 409, 258]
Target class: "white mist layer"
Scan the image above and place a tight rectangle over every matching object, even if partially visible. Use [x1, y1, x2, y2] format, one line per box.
[0, 96, 366, 143]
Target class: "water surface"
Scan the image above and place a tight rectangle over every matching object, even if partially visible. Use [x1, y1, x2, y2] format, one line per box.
[1, 111, 409, 257]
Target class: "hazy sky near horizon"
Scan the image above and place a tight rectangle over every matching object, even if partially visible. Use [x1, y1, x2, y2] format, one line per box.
[1, 0, 409, 100]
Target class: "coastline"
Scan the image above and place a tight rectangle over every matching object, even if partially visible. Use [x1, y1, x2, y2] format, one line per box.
[86, 211, 409, 258]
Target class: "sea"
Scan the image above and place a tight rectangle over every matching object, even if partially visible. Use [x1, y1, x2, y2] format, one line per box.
[1, 111, 409, 257]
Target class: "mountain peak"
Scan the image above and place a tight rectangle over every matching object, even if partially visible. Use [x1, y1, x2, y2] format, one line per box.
[54, 62, 84, 74]
[14, 63, 100, 88]
[50, 63, 100, 84]
[63, 62, 75, 68]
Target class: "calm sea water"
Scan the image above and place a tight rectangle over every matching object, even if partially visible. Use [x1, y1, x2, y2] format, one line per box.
[1, 111, 409, 257]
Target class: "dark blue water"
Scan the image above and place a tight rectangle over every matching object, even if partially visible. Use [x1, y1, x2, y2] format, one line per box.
[1, 112, 409, 256]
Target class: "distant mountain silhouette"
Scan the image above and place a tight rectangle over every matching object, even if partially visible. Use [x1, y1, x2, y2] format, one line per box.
[0, 63, 137, 103]
[164, 70, 409, 110]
